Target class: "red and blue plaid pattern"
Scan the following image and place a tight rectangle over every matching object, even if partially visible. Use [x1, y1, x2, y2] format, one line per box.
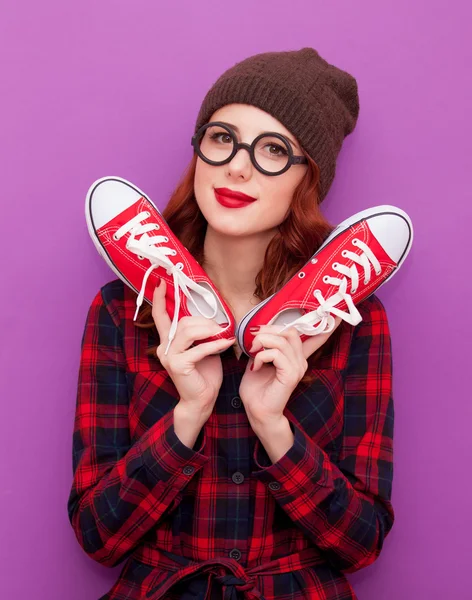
[67, 279, 395, 599]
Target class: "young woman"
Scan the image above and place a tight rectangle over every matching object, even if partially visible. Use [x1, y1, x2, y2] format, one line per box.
[68, 48, 395, 599]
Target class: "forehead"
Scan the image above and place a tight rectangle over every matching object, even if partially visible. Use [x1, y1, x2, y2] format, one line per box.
[210, 103, 300, 148]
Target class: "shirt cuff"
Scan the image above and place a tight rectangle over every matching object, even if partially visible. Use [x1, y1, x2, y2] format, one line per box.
[252, 420, 334, 494]
[133, 410, 209, 487]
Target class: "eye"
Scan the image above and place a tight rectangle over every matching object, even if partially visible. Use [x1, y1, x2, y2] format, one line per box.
[266, 143, 287, 156]
[209, 132, 232, 144]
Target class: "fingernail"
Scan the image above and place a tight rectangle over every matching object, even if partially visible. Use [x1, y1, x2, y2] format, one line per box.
[250, 363, 254, 371]
[219, 322, 229, 327]
[249, 326, 260, 332]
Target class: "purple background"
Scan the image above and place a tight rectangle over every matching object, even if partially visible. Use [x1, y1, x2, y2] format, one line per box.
[1, 1, 470, 598]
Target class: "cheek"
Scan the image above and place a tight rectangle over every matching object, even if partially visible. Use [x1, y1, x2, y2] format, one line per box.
[263, 178, 296, 211]
[193, 162, 212, 204]
[193, 161, 205, 190]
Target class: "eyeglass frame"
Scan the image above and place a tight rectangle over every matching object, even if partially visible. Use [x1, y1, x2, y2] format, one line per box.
[191, 121, 308, 176]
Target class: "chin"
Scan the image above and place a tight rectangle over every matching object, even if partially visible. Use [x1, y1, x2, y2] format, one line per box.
[210, 221, 251, 236]
[206, 215, 254, 236]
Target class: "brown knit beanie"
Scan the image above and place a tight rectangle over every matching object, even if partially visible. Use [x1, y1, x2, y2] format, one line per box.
[194, 47, 359, 202]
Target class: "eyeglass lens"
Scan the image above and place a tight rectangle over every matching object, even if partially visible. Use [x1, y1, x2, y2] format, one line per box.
[198, 124, 290, 174]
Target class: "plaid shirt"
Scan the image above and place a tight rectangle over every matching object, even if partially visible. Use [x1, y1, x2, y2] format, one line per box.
[67, 279, 395, 600]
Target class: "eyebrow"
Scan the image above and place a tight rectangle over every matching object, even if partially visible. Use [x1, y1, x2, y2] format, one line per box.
[218, 121, 300, 151]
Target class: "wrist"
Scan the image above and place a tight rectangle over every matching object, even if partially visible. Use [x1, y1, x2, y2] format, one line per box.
[175, 400, 212, 427]
[173, 403, 208, 450]
[253, 417, 294, 464]
[249, 414, 288, 437]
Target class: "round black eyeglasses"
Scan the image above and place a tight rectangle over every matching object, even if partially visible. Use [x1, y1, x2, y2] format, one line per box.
[191, 121, 308, 176]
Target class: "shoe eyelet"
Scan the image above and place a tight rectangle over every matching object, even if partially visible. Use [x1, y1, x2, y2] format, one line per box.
[176, 262, 184, 270]
[313, 289, 321, 297]
[375, 269, 382, 276]
[351, 288, 357, 294]
[298, 272, 306, 278]
[341, 250, 348, 257]
[323, 275, 330, 283]
[332, 262, 339, 270]
[154, 224, 160, 230]
[113, 233, 119, 241]
[145, 211, 151, 218]
[310, 258, 318, 264]
[137, 255, 144, 260]
[352, 238, 359, 246]
[163, 236, 169, 242]
[171, 250, 177, 256]
[364, 279, 368, 285]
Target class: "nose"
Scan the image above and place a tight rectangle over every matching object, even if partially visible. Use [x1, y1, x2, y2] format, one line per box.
[226, 146, 253, 179]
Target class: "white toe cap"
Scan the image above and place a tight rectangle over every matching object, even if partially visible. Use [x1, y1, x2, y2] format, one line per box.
[368, 209, 413, 263]
[87, 177, 142, 230]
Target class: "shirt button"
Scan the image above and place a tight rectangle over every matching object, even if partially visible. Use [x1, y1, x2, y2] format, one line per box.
[229, 548, 242, 561]
[232, 471, 244, 484]
[183, 466, 195, 475]
[231, 396, 242, 408]
[268, 481, 281, 491]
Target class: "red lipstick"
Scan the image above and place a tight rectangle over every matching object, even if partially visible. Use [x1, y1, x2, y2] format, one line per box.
[214, 188, 257, 208]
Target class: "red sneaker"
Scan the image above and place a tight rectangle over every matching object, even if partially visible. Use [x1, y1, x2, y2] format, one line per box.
[236, 205, 413, 358]
[86, 176, 235, 354]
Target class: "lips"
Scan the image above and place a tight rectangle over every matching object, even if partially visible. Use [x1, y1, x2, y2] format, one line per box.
[214, 188, 256, 202]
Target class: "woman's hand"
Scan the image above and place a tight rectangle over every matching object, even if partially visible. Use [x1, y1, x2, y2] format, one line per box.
[239, 318, 342, 430]
[152, 279, 235, 421]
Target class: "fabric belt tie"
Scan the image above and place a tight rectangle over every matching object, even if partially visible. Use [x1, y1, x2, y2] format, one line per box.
[143, 547, 325, 600]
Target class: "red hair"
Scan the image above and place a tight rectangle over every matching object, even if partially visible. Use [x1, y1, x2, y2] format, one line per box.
[135, 151, 340, 385]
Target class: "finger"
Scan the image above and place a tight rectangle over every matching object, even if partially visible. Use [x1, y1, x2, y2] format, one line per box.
[301, 316, 343, 359]
[271, 326, 304, 356]
[151, 279, 172, 341]
[252, 347, 301, 379]
[171, 337, 236, 370]
[152, 280, 231, 354]
[168, 320, 231, 355]
[250, 332, 298, 364]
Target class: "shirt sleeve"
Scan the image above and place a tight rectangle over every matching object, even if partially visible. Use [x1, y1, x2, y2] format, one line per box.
[251, 295, 395, 573]
[67, 288, 209, 567]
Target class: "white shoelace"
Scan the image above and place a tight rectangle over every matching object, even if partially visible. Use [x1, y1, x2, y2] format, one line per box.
[278, 238, 382, 336]
[114, 211, 219, 354]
